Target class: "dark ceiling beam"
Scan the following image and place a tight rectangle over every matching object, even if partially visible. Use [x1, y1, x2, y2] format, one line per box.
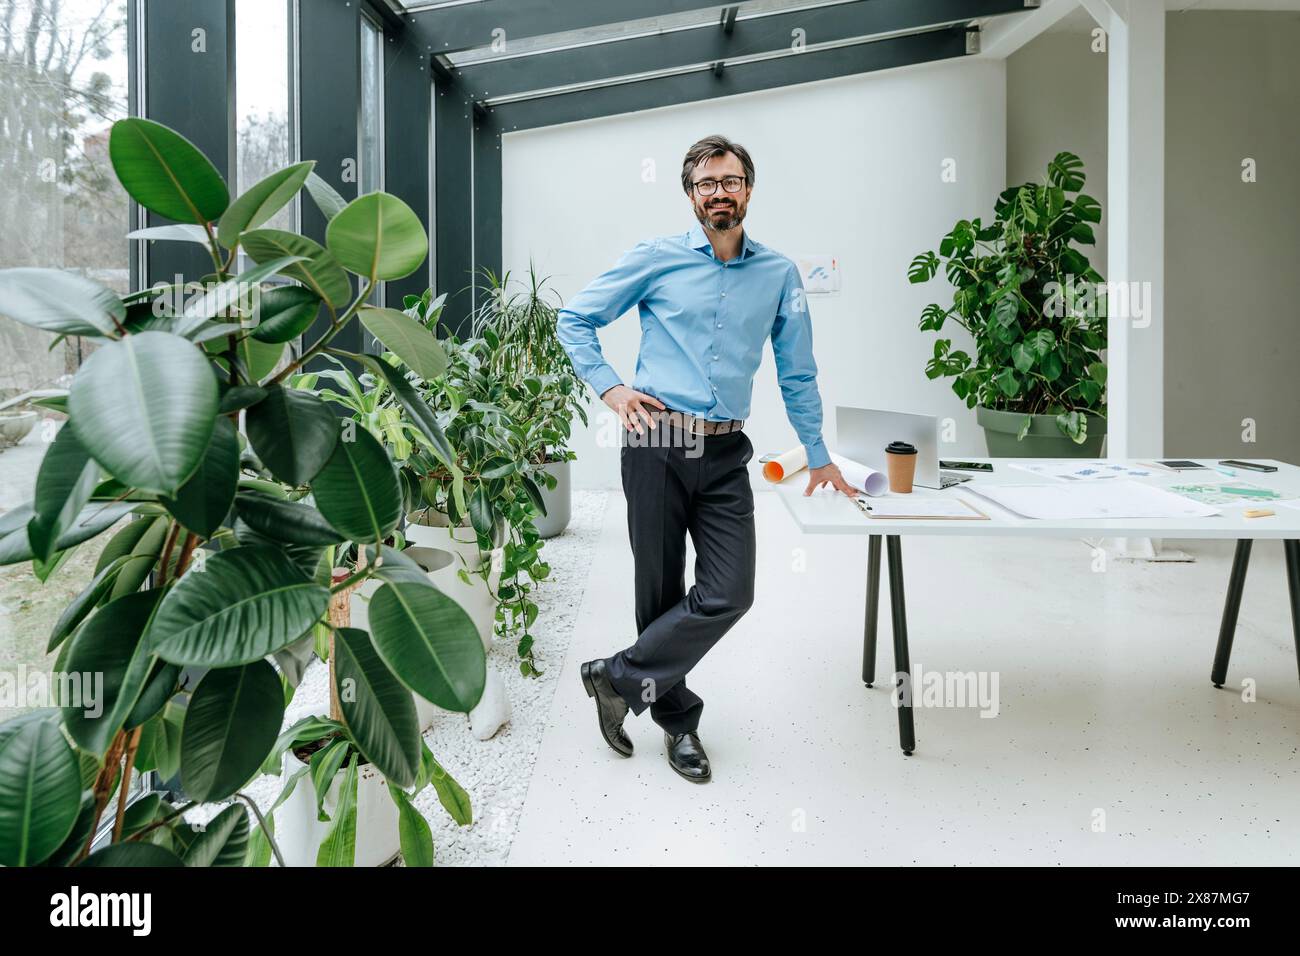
[483, 25, 972, 134]
[454, 0, 1027, 102]
[406, 0, 728, 55]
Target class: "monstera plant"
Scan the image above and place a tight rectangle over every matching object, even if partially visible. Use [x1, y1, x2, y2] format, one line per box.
[0, 118, 483, 867]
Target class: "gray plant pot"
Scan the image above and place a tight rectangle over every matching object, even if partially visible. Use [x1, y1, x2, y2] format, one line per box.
[0, 410, 38, 448]
[977, 405, 1107, 458]
[534, 458, 571, 539]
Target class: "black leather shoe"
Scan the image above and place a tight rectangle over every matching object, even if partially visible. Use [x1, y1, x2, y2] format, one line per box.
[580, 659, 633, 757]
[665, 731, 711, 782]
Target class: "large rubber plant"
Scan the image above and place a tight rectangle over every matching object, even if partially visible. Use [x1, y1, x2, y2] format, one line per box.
[0, 118, 483, 867]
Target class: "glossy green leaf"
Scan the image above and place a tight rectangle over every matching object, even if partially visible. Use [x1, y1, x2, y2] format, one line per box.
[359, 306, 447, 380]
[354, 353, 456, 470]
[241, 229, 352, 310]
[367, 582, 486, 712]
[251, 285, 321, 343]
[0, 714, 82, 867]
[180, 661, 285, 802]
[28, 425, 100, 563]
[217, 161, 315, 249]
[78, 842, 184, 866]
[389, 785, 433, 867]
[161, 415, 239, 538]
[304, 171, 348, 223]
[69, 331, 219, 496]
[149, 545, 329, 667]
[325, 192, 427, 281]
[47, 554, 131, 653]
[61, 589, 163, 757]
[0, 267, 124, 337]
[310, 426, 402, 544]
[315, 754, 358, 867]
[109, 117, 229, 224]
[183, 803, 251, 866]
[176, 256, 306, 337]
[218, 384, 267, 413]
[426, 752, 472, 826]
[234, 491, 344, 546]
[334, 627, 420, 789]
[127, 223, 211, 244]
[246, 385, 339, 486]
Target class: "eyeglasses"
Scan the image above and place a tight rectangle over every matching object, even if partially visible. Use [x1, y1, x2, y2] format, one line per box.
[691, 176, 746, 196]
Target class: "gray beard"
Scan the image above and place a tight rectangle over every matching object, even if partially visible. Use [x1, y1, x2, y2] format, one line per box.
[699, 203, 743, 232]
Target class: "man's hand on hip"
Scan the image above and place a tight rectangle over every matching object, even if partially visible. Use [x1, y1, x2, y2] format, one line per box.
[602, 384, 666, 435]
[804, 462, 858, 497]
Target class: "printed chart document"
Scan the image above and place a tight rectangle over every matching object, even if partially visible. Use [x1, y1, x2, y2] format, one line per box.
[1006, 461, 1160, 481]
[966, 480, 1220, 519]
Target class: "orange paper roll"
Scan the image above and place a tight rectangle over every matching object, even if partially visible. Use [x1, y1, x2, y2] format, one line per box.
[763, 445, 808, 482]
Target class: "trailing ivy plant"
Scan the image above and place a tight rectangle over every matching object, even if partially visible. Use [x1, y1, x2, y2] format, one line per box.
[908, 151, 1108, 443]
[394, 297, 551, 676]
[0, 118, 483, 867]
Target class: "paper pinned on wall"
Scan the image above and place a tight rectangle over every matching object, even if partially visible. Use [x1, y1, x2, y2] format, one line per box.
[794, 255, 840, 294]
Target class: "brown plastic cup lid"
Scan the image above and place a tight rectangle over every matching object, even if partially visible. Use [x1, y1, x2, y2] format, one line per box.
[886, 441, 917, 455]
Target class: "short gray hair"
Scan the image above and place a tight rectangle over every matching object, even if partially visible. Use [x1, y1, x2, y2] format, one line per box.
[680, 135, 755, 195]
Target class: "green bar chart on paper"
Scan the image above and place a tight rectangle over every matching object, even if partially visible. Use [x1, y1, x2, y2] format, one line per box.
[1169, 482, 1286, 506]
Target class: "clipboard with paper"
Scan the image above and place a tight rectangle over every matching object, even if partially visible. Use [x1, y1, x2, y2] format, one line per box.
[852, 495, 990, 520]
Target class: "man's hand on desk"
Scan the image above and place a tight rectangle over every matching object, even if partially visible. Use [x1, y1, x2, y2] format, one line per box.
[804, 462, 858, 497]
[602, 384, 666, 435]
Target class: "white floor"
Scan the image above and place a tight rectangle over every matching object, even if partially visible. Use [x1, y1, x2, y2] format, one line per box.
[508, 486, 1300, 866]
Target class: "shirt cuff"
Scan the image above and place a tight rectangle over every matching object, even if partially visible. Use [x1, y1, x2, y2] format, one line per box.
[587, 365, 623, 399]
[804, 438, 831, 470]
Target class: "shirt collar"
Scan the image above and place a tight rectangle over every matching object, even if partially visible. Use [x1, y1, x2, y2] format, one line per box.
[686, 221, 757, 260]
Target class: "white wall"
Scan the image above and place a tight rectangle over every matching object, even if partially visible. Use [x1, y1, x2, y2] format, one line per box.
[502, 57, 1007, 489]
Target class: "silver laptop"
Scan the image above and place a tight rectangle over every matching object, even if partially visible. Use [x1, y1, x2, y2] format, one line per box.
[835, 406, 964, 490]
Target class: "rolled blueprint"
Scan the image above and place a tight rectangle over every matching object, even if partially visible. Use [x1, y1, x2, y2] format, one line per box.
[762, 445, 807, 482]
[830, 452, 888, 497]
[762, 447, 888, 496]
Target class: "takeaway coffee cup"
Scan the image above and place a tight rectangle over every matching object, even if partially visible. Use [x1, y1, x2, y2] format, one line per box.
[885, 441, 918, 493]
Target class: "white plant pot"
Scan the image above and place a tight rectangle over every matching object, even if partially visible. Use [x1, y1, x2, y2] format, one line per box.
[276, 750, 399, 867]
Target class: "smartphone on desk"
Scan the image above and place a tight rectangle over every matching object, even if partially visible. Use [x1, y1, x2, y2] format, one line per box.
[1218, 460, 1278, 473]
[940, 460, 993, 472]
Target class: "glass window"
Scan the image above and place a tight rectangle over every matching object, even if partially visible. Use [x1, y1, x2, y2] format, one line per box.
[235, 0, 295, 232]
[0, 0, 130, 724]
[360, 13, 384, 197]
[360, 12, 384, 311]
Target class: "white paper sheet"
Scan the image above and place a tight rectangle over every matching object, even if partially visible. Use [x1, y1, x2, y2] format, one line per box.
[830, 452, 888, 496]
[966, 480, 1220, 519]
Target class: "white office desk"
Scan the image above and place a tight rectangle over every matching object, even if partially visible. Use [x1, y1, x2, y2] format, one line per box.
[773, 458, 1300, 755]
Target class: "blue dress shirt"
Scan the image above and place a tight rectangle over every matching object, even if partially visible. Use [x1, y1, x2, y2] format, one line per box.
[556, 221, 831, 469]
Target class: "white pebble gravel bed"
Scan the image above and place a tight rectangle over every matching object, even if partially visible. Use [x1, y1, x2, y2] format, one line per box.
[187, 489, 609, 866]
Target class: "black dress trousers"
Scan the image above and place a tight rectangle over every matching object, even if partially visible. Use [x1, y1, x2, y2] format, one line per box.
[605, 422, 757, 735]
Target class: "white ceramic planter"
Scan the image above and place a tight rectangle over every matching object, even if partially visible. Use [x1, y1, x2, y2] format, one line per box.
[275, 750, 399, 867]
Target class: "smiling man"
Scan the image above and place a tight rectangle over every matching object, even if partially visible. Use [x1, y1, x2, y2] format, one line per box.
[557, 134, 856, 784]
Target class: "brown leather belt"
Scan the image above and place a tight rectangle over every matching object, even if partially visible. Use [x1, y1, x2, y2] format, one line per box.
[651, 406, 745, 435]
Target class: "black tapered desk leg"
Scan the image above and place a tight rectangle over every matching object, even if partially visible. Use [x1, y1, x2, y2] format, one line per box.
[1211, 539, 1253, 688]
[1285, 540, 1300, 686]
[886, 535, 916, 756]
[863, 535, 882, 687]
